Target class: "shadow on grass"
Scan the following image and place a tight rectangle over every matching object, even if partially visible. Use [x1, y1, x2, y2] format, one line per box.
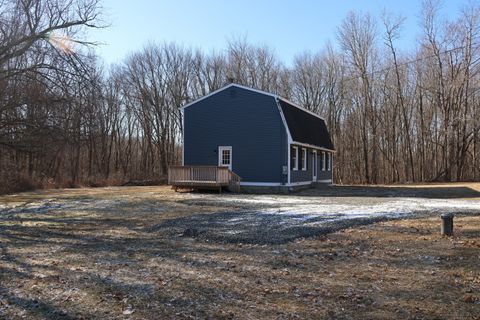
[1, 204, 479, 319]
[147, 210, 406, 245]
[0, 290, 78, 320]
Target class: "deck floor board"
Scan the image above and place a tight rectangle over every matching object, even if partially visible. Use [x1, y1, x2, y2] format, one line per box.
[168, 166, 241, 192]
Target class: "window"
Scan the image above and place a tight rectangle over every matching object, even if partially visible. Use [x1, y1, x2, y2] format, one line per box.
[320, 151, 324, 171]
[218, 146, 232, 170]
[291, 146, 298, 171]
[222, 149, 231, 166]
[301, 148, 307, 171]
[327, 153, 332, 171]
[322, 152, 326, 171]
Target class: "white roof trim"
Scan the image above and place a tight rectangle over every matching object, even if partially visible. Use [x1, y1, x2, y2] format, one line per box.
[180, 83, 325, 123]
[180, 83, 277, 110]
[180, 83, 334, 151]
[225, 83, 278, 98]
[277, 97, 326, 121]
[274, 97, 292, 142]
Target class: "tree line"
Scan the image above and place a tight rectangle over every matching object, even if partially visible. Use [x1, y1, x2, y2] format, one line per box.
[1, 0, 479, 193]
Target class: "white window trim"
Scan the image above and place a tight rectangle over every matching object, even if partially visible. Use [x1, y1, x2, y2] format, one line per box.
[301, 148, 307, 171]
[322, 152, 326, 171]
[292, 146, 298, 171]
[218, 146, 232, 170]
[328, 153, 332, 171]
[312, 150, 317, 180]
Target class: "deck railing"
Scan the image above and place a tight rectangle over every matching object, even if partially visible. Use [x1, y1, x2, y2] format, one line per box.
[227, 170, 241, 193]
[168, 165, 241, 192]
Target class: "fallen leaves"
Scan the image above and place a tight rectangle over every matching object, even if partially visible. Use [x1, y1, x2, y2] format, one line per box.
[0, 186, 479, 319]
[463, 295, 478, 304]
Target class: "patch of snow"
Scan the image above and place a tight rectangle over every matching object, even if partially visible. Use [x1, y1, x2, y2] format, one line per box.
[186, 192, 480, 226]
[241, 197, 480, 223]
[224, 230, 242, 235]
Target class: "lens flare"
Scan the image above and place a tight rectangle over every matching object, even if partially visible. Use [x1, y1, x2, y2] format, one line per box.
[47, 32, 75, 54]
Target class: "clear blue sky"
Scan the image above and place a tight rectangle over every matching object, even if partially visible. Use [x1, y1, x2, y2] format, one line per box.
[90, 0, 464, 66]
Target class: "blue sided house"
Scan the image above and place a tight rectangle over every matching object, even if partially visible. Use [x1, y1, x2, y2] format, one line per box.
[173, 83, 335, 192]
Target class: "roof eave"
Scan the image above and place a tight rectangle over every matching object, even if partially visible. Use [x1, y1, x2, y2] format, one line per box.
[277, 97, 326, 121]
[180, 83, 278, 111]
[180, 83, 329, 125]
[291, 141, 336, 153]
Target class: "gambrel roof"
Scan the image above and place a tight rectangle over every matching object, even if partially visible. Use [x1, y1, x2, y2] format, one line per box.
[181, 83, 335, 152]
[278, 99, 334, 151]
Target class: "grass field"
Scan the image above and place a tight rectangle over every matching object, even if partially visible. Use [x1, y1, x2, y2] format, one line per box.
[0, 184, 479, 319]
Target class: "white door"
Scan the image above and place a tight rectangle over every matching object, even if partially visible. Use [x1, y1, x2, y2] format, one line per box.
[218, 146, 232, 170]
[312, 151, 317, 181]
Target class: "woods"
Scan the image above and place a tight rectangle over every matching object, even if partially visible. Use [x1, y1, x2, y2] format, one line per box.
[1, 0, 480, 194]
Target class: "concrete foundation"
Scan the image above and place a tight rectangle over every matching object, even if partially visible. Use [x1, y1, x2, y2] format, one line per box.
[239, 182, 325, 194]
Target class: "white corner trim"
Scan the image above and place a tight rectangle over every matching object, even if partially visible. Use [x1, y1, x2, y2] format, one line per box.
[181, 109, 185, 165]
[287, 140, 291, 184]
[275, 97, 292, 185]
[275, 97, 293, 142]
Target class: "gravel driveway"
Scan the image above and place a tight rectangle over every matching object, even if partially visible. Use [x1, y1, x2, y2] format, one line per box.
[2, 186, 480, 244]
[151, 192, 480, 243]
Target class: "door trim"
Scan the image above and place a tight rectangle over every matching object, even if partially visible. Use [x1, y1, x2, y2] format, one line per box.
[218, 146, 232, 170]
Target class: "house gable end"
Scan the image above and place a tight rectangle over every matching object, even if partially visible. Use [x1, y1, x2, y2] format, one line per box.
[180, 83, 278, 111]
[183, 85, 288, 183]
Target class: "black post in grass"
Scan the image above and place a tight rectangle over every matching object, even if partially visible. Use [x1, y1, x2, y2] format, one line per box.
[441, 213, 454, 236]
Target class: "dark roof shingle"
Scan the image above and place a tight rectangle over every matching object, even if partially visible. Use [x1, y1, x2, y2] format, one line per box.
[278, 99, 334, 150]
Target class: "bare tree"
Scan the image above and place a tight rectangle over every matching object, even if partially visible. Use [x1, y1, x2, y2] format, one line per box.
[338, 11, 379, 183]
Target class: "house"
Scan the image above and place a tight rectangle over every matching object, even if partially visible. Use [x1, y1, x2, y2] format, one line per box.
[173, 83, 335, 192]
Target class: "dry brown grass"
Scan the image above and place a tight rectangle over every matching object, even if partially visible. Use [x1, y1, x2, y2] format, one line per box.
[381, 182, 480, 196]
[0, 185, 479, 319]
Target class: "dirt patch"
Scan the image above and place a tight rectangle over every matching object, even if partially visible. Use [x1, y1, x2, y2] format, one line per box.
[0, 185, 479, 319]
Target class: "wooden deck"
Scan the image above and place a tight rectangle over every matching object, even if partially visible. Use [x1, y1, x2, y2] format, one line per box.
[168, 166, 241, 193]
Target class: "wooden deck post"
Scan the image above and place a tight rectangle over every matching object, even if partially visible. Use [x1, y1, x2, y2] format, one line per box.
[190, 166, 193, 188]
